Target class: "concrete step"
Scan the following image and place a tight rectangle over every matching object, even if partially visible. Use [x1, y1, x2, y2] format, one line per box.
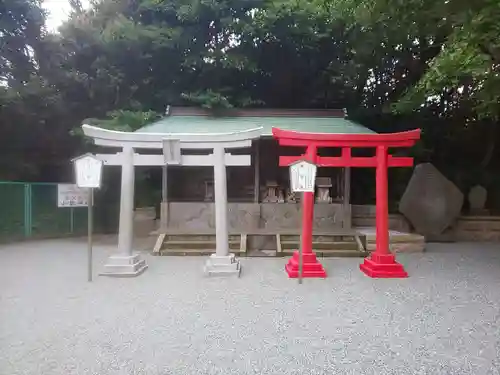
[162, 240, 240, 250]
[159, 249, 245, 256]
[280, 235, 359, 242]
[280, 241, 359, 251]
[164, 235, 241, 241]
[246, 249, 277, 257]
[282, 249, 369, 258]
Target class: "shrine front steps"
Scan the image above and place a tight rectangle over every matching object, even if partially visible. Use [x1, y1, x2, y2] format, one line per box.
[154, 232, 369, 258]
[157, 235, 243, 256]
[279, 233, 369, 258]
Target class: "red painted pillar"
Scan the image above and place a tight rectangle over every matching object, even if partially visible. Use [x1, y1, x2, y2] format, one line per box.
[301, 191, 314, 255]
[301, 145, 316, 255]
[375, 145, 390, 255]
[359, 145, 408, 278]
[285, 146, 327, 278]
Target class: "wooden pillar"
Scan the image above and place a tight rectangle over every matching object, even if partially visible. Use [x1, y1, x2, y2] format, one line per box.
[343, 167, 352, 229]
[375, 145, 389, 255]
[302, 145, 317, 255]
[359, 144, 407, 278]
[284, 145, 326, 278]
[162, 165, 168, 202]
[301, 190, 315, 254]
[253, 139, 260, 203]
[161, 165, 169, 229]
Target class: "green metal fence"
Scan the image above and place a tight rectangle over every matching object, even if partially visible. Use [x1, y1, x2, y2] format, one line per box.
[0, 181, 118, 242]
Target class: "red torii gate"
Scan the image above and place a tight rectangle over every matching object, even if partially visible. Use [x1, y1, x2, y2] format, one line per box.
[272, 127, 421, 278]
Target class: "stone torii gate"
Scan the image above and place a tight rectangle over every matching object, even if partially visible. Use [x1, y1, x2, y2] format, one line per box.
[82, 124, 262, 277]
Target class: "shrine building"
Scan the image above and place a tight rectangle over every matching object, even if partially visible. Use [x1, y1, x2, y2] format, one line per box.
[136, 107, 368, 255]
[150, 109, 364, 208]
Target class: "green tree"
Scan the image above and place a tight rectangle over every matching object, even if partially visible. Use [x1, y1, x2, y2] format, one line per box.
[331, 0, 500, 119]
[2, 0, 499, 201]
[0, 0, 79, 180]
[0, 0, 46, 86]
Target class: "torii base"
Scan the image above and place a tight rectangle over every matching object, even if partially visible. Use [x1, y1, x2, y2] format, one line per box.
[285, 251, 327, 278]
[100, 254, 148, 277]
[204, 254, 241, 277]
[359, 253, 408, 278]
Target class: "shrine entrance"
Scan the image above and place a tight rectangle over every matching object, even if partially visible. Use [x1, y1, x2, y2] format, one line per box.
[272, 127, 421, 278]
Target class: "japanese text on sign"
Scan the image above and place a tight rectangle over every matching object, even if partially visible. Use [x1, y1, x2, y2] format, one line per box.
[74, 154, 103, 189]
[289, 160, 317, 193]
[57, 184, 89, 207]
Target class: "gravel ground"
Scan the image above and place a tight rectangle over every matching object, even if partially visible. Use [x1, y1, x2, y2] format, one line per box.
[1, 239, 500, 375]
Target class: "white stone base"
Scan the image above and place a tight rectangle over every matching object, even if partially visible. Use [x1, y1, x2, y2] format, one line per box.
[204, 253, 241, 277]
[100, 254, 148, 277]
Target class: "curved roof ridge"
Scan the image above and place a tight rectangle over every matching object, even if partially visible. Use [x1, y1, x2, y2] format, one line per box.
[168, 106, 347, 118]
[136, 107, 375, 136]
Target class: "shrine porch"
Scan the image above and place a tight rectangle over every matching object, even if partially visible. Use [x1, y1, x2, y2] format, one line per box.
[151, 201, 424, 257]
[155, 201, 364, 257]
[152, 226, 424, 258]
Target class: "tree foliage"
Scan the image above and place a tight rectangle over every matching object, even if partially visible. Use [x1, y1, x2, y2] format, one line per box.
[332, 0, 500, 119]
[0, 0, 46, 85]
[0, 0, 499, 204]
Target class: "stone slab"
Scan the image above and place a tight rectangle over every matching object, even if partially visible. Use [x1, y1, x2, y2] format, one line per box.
[357, 227, 426, 253]
[164, 202, 344, 232]
[352, 213, 411, 233]
[166, 202, 260, 231]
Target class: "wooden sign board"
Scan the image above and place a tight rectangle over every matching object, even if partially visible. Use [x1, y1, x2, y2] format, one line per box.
[162, 139, 181, 165]
[73, 153, 103, 189]
[57, 184, 89, 207]
[289, 160, 317, 193]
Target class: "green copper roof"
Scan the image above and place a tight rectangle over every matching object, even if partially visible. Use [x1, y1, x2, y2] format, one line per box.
[135, 108, 374, 136]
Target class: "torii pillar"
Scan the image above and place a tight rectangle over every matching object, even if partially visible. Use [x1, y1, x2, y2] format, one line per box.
[204, 145, 239, 275]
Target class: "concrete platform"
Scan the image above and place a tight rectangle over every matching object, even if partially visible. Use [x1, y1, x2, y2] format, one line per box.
[356, 227, 426, 253]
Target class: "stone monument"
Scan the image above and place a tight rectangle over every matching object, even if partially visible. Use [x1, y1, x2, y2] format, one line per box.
[262, 181, 284, 203]
[399, 163, 464, 236]
[286, 188, 298, 203]
[204, 180, 214, 201]
[315, 177, 332, 203]
[468, 185, 488, 215]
